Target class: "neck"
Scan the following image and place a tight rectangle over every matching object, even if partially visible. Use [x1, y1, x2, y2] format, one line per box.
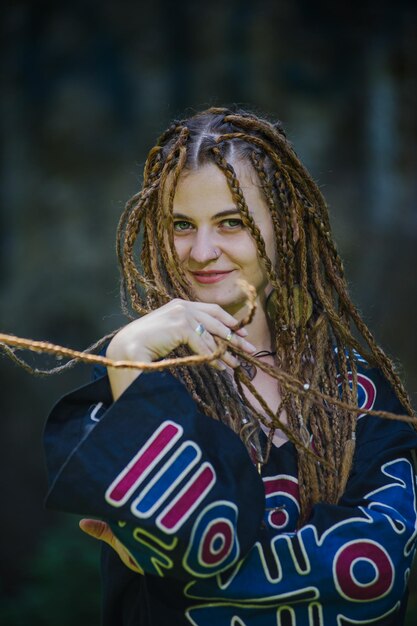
[229, 296, 273, 353]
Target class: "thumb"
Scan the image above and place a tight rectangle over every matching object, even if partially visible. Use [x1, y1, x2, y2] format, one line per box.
[79, 518, 111, 542]
[79, 518, 143, 574]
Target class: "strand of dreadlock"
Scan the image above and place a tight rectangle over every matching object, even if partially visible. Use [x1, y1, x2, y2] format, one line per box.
[145, 127, 234, 419]
[132, 131, 187, 304]
[308, 224, 376, 365]
[157, 135, 195, 299]
[302, 323, 339, 511]
[222, 112, 332, 228]
[120, 181, 167, 312]
[0, 328, 124, 376]
[1, 329, 415, 428]
[308, 234, 352, 476]
[234, 353, 324, 522]
[323, 245, 413, 416]
[141, 138, 189, 302]
[249, 153, 291, 361]
[333, 323, 357, 476]
[337, 351, 358, 500]
[321, 333, 349, 503]
[156, 122, 185, 147]
[228, 344, 417, 425]
[210, 144, 302, 459]
[212, 131, 309, 365]
[301, 317, 329, 459]
[211, 146, 280, 291]
[313, 220, 413, 415]
[119, 198, 158, 316]
[232, 365, 327, 468]
[304, 204, 345, 279]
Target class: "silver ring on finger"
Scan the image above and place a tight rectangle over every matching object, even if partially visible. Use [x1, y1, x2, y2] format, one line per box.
[194, 323, 206, 337]
[225, 329, 234, 342]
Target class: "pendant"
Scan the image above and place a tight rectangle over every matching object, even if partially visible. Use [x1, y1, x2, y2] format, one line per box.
[238, 358, 257, 381]
[238, 350, 277, 382]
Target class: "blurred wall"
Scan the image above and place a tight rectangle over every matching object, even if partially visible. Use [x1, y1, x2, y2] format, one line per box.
[1, 0, 416, 623]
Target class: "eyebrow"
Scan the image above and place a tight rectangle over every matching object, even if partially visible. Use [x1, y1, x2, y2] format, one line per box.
[172, 208, 243, 220]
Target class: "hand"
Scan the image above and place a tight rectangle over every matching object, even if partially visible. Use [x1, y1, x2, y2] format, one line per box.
[79, 518, 143, 574]
[106, 299, 256, 399]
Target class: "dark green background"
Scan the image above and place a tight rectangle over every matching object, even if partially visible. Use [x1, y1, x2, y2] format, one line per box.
[1, 0, 416, 623]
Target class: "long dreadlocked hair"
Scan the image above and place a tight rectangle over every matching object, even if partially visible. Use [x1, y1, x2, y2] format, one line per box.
[2, 105, 413, 525]
[114, 105, 415, 524]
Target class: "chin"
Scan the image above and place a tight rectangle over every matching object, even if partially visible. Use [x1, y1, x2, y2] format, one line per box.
[194, 286, 247, 311]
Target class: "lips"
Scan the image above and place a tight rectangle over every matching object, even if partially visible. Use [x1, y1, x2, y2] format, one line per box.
[189, 270, 234, 284]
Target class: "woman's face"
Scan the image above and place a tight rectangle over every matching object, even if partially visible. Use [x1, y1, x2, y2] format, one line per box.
[171, 159, 276, 315]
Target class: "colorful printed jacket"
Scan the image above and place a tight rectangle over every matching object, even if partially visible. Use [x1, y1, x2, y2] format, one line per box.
[44, 358, 417, 626]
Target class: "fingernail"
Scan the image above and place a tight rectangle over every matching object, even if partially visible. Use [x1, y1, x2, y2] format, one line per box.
[245, 341, 256, 351]
[237, 328, 248, 336]
[79, 521, 93, 536]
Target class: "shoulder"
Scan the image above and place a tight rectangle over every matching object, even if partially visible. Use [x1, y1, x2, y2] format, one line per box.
[339, 349, 417, 458]
[334, 347, 409, 418]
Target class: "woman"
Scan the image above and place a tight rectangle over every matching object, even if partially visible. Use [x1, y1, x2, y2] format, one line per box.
[43, 106, 417, 625]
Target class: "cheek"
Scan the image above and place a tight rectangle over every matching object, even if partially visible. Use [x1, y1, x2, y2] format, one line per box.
[231, 233, 258, 263]
[162, 231, 188, 268]
[172, 237, 188, 262]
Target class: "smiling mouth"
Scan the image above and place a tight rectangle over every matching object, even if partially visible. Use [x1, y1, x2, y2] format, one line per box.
[190, 270, 235, 284]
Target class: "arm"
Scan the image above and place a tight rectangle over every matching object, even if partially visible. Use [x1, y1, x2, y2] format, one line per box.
[101, 298, 254, 400]
[44, 368, 266, 581]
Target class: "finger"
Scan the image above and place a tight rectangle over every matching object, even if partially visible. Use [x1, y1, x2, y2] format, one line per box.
[80, 519, 144, 574]
[223, 331, 255, 355]
[190, 303, 249, 336]
[187, 322, 240, 370]
[220, 350, 240, 369]
[79, 518, 111, 542]
[186, 323, 226, 371]
[196, 330, 240, 369]
[190, 312, 256, 354]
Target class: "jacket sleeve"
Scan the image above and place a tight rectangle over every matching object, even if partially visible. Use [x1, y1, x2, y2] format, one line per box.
[43, 369, 265, 582]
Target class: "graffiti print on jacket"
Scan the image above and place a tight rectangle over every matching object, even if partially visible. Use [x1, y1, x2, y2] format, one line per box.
[184, 459, 417, 625]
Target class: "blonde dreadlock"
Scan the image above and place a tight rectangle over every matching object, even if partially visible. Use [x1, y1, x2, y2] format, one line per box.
[115, 105, 415, 524]
[2, 106, 415, 526]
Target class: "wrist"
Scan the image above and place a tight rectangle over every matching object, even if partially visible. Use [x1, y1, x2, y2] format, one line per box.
[106, 335, 126, 361]
[106, 333, 152, 365]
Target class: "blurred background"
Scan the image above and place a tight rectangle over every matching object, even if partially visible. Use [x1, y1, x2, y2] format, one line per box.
[1, 0, 416, 623]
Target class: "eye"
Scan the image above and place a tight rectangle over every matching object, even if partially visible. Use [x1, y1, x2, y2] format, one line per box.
[173, 220, 193, 232]
[220, 218, 244, 230]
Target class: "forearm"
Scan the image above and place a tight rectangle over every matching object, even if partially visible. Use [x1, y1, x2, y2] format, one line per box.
[106, 336, 151, 401]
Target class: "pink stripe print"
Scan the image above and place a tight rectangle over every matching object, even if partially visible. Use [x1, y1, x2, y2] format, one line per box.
[158, 464, 215, 531]
[107, 422, 181, 504]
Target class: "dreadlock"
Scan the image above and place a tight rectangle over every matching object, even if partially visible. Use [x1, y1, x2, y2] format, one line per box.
[115, 105, 415, 524]
[2, 106, 414, 526]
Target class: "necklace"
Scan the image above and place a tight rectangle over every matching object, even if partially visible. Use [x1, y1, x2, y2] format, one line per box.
[239, 350, 276, 381]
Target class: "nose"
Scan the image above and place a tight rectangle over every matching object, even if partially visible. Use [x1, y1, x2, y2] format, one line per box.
[189, 229, 220, 264]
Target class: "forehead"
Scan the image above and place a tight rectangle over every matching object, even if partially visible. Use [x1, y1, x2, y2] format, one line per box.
[166, 160, 270, 218]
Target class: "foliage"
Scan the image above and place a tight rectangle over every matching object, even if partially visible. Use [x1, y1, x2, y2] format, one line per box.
[0, 516, 101, 626]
